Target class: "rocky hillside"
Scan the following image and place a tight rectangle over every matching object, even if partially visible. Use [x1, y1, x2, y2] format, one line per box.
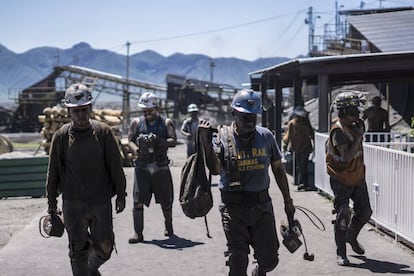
[0, 42, 291, 101]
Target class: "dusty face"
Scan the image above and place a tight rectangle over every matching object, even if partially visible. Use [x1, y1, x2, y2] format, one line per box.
[341, 107, 360, 128]
[233, 110, 257, 136]
[190, 112, 198, 120]
[142, 107, 159, 123]
[68, 105, 92, 129]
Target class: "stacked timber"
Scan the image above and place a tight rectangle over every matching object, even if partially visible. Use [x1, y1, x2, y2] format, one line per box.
[38, 106, 135, 166]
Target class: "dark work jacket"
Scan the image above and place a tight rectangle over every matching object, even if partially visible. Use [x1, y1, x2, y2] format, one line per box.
[46, 120, 126, 209]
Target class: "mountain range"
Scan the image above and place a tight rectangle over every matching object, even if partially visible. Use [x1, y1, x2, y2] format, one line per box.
[0, 42, 293, 103]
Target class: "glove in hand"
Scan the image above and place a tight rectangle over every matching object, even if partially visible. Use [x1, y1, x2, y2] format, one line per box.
[115, 197, 126, 213]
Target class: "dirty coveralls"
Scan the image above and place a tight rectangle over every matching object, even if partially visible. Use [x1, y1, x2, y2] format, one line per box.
[214, 124, 281, 276]
[131, 116, 174, 237]
[46, 121, 126, 275]
[326, 120, 373, 259]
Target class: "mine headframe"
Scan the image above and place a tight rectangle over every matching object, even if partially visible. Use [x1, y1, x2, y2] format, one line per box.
[166, 74, 238, 120]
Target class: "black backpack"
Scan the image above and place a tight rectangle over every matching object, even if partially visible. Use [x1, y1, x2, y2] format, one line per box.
[179, 128, 213, 236]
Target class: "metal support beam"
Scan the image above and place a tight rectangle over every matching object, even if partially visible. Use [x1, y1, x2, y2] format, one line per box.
[123, 41, 131, 132]
[275, 78, 283, 149]
[293, 78, 303, 107]
[318, 74, 330, 132]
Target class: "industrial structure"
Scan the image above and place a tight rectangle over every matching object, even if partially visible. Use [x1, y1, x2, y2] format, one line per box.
[166, 74, 238, 123]
[6, 65, 167, 132]
[307, 6, 414, 57]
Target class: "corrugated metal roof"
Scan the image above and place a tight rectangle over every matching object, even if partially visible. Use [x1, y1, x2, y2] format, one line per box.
[348, 10, 414, 52]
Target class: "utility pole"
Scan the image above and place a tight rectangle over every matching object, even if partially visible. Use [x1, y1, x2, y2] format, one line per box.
[305, 7, 320, 55]
[306, 7, 314, 54]
[54, 49, 60, 66]
[335, 1, 345, 39]
[122, 41, 131, 132]
[209, 58, 215, 82]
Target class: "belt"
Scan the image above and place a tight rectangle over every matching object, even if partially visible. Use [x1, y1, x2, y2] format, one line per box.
[220, 189, 270, 205]
[135, 160, 169, 168]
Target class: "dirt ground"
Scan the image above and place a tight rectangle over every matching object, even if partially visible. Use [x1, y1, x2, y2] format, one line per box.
[0, 133, 47, 249]
[0, 133, 188, 251]
[0, 196, 46, 249]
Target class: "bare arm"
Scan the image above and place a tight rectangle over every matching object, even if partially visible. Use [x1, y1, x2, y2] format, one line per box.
[127, 118, 140, 153]
[271, 160, 292, 202]
[180, 119, 191, 137]
[271, 159, 295, 225]
[165, 118, 177, 147]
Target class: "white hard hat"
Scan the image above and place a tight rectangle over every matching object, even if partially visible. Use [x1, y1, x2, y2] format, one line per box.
[187, 103, 199, 113]
[62, 83, 93, 108]
[138, 92, 159, 109]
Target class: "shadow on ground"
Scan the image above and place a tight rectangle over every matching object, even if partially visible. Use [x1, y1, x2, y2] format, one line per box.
[348, 255, 414, 274]
[142, 234, 204, 250]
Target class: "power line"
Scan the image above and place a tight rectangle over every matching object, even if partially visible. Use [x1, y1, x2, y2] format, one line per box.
[129, 10, 307, 45]
[104, 9, 307, 52]
[264, 9, 305, 54]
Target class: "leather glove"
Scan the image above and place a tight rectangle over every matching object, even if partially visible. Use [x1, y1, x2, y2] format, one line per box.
[155, 135, 168, 148]
[115, 196, 126, 213]
[284, 198, 296, 228]
[47, 207, 57, 215]
[353, 119, 365, 137]
[198, 119, 214, 144]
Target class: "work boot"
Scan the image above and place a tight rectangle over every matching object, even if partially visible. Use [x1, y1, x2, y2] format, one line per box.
[88, 248, 106, 276]
[297, 184, 306, 191]
[129, 208, 144, 243]
[162, 208, 174, 237]
[88, 268, 102, 276]
[336, 247, 349, 266]
[251, 266, 266, 276]
[346, 223, 365, 255]
[70, 259, 89, 276]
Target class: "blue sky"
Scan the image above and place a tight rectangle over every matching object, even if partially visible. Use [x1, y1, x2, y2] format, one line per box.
[1, 0, 413, 60]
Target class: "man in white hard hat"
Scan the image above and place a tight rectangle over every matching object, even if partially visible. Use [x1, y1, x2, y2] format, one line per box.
[127, 92, 177, 243]
[181, 103, 200, 157]
[46, 83, 126, 276]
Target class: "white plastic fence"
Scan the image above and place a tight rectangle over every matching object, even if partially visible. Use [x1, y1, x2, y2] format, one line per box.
[315, 132, 414, 245]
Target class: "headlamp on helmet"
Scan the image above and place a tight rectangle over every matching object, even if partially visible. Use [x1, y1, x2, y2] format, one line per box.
[63, 83, 93, 108]
[231, 89, 262, 114]
[138, 92, 159, 109]
[335, 91, 365, 110]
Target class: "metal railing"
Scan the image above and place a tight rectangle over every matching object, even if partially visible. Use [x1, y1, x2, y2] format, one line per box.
[315, 132, 414, 245]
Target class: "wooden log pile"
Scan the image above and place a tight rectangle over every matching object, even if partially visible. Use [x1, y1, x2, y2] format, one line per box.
[38, 106, 136, 166]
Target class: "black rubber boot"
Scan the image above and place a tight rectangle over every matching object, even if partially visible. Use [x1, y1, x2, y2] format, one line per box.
[70, 259, 89, 276]
[88, 250, 106, 276]
[336, 246, 349, 266]
[251, 266, 266, 276]
[162, 208, 173, 237]
[346, 222, 365, 255]
[129, 208, 144, 243]
[334, 218, 349, 266]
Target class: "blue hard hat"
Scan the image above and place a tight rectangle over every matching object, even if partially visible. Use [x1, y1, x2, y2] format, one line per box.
[231, 89, 262, 114]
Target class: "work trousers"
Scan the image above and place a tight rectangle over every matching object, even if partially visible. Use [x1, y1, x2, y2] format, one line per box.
[220, 200, 279, 276]
[63, 200, 114, 275]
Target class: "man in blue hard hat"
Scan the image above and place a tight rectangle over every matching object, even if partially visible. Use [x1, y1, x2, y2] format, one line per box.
[198, 89, 296, 276]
